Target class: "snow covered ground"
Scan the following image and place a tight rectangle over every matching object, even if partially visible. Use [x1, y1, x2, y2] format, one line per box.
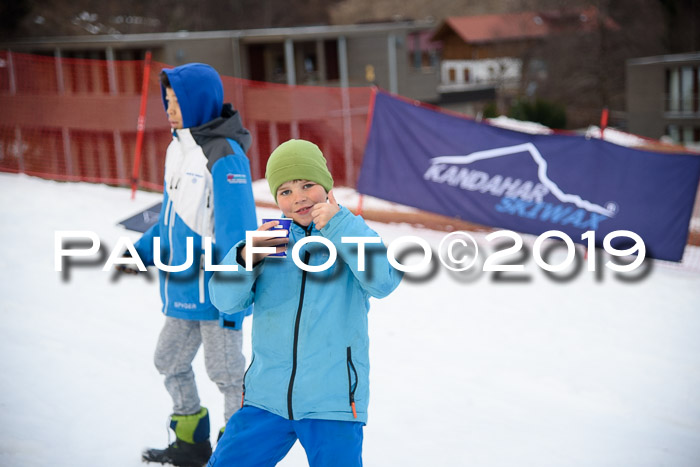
[1, 172, 700, 467]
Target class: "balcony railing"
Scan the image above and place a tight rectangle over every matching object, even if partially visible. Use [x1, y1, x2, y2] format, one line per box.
[439, 58, 522, 93]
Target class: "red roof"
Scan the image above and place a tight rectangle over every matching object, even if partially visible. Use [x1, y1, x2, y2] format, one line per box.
[433, 7, 610, 44]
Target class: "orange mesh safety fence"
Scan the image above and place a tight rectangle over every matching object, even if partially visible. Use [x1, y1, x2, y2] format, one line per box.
[0, 51, 373, 191]
[5, 50, 699, 269]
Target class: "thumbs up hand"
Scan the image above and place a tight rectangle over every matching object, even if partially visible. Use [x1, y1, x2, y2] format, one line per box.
[311, 190, 340, 230]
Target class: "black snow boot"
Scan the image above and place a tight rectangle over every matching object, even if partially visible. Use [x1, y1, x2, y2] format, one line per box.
[142, 439, 212, 467]
[142, 407, 212, 467]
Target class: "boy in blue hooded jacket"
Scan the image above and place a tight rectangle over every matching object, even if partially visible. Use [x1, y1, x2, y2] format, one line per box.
[127, 63, 257, 466]
[207, 139, 402, 466]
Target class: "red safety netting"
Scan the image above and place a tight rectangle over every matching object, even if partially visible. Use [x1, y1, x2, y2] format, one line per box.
[0, 51, 373, 191]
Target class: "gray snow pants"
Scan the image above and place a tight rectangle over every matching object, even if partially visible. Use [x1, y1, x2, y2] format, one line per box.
[154, 316, 245, 422]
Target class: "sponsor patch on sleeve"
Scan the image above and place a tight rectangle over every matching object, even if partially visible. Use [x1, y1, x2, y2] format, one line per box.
[226, 173, 247, 184]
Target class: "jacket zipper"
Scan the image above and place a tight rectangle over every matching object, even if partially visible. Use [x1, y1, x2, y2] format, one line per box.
[347, 347, 358, 419]
[286, 225, 312, 420]
[163, 154, 179, 308]
[198, 187, 211, 305]
[198, 253, 206, 304]
[241, 354, 255, 408]
[164, 134, 191, 310]
[163, 197, 172, 226]
[163, 197, 176, 310]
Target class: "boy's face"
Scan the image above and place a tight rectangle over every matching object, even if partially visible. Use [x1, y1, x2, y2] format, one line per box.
[165, 87, 183, 129]
[276, 179, 327, 227]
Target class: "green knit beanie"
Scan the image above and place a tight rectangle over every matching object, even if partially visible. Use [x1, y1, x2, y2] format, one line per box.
[266, 139, 334, 201]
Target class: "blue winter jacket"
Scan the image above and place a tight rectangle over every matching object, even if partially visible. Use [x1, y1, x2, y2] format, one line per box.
[209, 207, 402, 423]
[134, 63, 257, 328]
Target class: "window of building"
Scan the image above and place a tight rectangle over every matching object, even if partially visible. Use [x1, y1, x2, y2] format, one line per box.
[448, 68, 456, 83]
[683, 125, 695, 144]
[301, 52, 319, 83]
[666, 124, 700, 145]
[681, 66, 695, 112]
[407, 31, 441, 71]
[667, 124, 680, 142]
[273, 55, 286, 83]
[666, 65, 698, 113]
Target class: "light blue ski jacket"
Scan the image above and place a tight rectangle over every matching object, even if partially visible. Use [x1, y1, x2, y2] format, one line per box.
[209, 207, 402, 423]
[134, 63, 257, 328]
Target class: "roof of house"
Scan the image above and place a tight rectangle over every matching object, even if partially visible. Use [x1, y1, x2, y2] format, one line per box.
[432, 7, 609, 44]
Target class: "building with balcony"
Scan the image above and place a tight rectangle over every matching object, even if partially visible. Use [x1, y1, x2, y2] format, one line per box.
[431, 7, 611, 115]
[627, 52, 700, 149]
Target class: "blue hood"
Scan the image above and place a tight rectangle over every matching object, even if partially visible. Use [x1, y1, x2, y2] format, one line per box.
[161, 63, 224, 128]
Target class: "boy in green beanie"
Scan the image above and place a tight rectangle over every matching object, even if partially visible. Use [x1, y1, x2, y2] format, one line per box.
[208, 139, 402, 466]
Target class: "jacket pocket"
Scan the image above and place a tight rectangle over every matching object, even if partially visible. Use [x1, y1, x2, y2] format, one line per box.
[346, 347, 358, 418]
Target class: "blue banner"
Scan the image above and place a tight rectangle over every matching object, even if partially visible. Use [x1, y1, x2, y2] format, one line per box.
[357, 91, 700, 261]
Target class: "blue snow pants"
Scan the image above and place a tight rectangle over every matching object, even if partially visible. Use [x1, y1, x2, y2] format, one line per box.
[208, 405, 363, 467]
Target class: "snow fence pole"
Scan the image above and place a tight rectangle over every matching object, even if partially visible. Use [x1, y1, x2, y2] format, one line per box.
[131, 50, 152, 200]
[356, 86, 379, 217]
[600, 107, 609, 140]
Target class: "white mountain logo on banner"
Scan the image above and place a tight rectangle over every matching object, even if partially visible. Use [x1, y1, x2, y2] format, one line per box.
[423, 142, 617, 219]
